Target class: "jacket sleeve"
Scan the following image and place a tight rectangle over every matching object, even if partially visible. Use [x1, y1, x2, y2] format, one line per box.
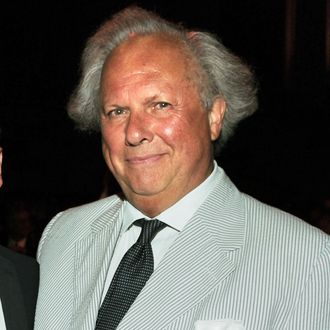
[285, 238, 330, 329]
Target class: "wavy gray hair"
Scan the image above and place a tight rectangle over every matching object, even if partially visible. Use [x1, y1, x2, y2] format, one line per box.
[68, 6, 258, 153]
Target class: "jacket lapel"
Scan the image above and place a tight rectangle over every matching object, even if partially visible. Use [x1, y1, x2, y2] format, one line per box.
[72, 199, 123, 330]
[118, 169, 246, 329]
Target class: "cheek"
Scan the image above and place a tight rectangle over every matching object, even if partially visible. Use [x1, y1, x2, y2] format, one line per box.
[101, 137, 120, 175]
[101, 120, 121, 147]
[158, 118, 187, 148]
[162, 111, 208, 141]
[163, 126, 175, 137]
[101, 127, 122, 160]
[159, 119, 202, 159]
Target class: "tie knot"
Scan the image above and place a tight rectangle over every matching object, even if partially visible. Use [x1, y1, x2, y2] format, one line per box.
[136, 219, 165, 244]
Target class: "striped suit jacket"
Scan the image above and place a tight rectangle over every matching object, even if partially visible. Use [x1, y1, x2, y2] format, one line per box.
[34, 166, 330, 329]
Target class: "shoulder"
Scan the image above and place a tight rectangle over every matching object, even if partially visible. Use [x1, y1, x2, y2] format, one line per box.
[45, 195, 121, 233]
[57, 194, 122, 217]
[243, 192, 325, 232]
[0, 245, 39, 301]
[241, 192, 330, 260]
[37, 195, 123, 258]
[0, 245, 38, 273]
[213, 166, 329, 256]
[211, 165, 325, 234]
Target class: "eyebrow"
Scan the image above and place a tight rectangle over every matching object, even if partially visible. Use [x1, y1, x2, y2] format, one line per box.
[104, 93, 164, 110]
[142, 95, 159, 107]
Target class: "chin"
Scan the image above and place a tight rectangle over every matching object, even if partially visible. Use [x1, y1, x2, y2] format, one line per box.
[132, 186, 164, 197]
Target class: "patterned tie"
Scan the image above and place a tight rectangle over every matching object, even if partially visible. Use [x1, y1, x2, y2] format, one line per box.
[95, 219, 166, 330]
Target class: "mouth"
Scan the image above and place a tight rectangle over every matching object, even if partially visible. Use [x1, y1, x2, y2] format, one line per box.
[126, 153, 165, 165]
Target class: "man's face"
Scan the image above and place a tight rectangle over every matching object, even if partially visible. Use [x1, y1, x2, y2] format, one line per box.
[100, 35, 224, 216]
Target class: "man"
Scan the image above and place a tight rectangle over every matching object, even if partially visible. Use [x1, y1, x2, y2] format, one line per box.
[0, 133, 39, 330]
[35, 6, 330, 330]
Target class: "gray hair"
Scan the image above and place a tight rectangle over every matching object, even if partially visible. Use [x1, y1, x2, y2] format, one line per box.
[68, 6, 258, 152]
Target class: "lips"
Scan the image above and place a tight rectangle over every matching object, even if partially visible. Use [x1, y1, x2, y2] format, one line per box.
[126, 153, 165, 165]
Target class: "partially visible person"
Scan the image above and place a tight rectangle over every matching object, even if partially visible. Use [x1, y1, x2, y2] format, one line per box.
[1, 198, 43, 257]
[0, 130, 39, 330]
[2, 200, 34, 255]
[35, 6, 329, 330]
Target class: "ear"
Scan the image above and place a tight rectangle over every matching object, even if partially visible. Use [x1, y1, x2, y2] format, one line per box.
[208, 97, 226, 141]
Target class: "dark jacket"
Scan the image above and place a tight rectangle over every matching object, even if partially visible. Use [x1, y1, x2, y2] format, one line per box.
[0, 245, 39, 330]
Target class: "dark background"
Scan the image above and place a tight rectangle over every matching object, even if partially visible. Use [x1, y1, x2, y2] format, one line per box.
[0, 1, 329, 240]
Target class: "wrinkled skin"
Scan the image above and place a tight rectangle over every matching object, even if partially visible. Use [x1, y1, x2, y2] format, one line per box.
[100, 34, 226, 217]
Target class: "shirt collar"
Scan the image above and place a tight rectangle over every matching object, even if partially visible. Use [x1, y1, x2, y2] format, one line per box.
[122, 160, 220, 233]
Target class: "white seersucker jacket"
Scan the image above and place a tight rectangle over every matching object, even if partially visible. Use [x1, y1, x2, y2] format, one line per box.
[34, 166, 330, 330]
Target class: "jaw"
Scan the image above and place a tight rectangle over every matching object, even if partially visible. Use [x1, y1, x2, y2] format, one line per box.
[119, 160, 214, 218]
[123, 188, 182, 218]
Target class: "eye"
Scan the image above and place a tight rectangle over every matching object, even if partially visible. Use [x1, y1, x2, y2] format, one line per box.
[154, 102, 171, 111]
[106, 107, 128, 118]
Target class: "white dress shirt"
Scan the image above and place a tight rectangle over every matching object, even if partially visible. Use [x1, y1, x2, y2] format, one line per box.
[101, 161, 221, 301]
[0, 299, 7, 330]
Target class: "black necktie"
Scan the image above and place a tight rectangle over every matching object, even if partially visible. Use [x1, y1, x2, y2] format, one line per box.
[95, 219, 166, 330]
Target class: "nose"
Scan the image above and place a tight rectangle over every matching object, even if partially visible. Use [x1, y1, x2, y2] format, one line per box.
[125, 111, 153, 146]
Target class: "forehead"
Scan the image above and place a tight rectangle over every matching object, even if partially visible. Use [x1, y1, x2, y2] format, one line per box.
[102, 34, 195, 85]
